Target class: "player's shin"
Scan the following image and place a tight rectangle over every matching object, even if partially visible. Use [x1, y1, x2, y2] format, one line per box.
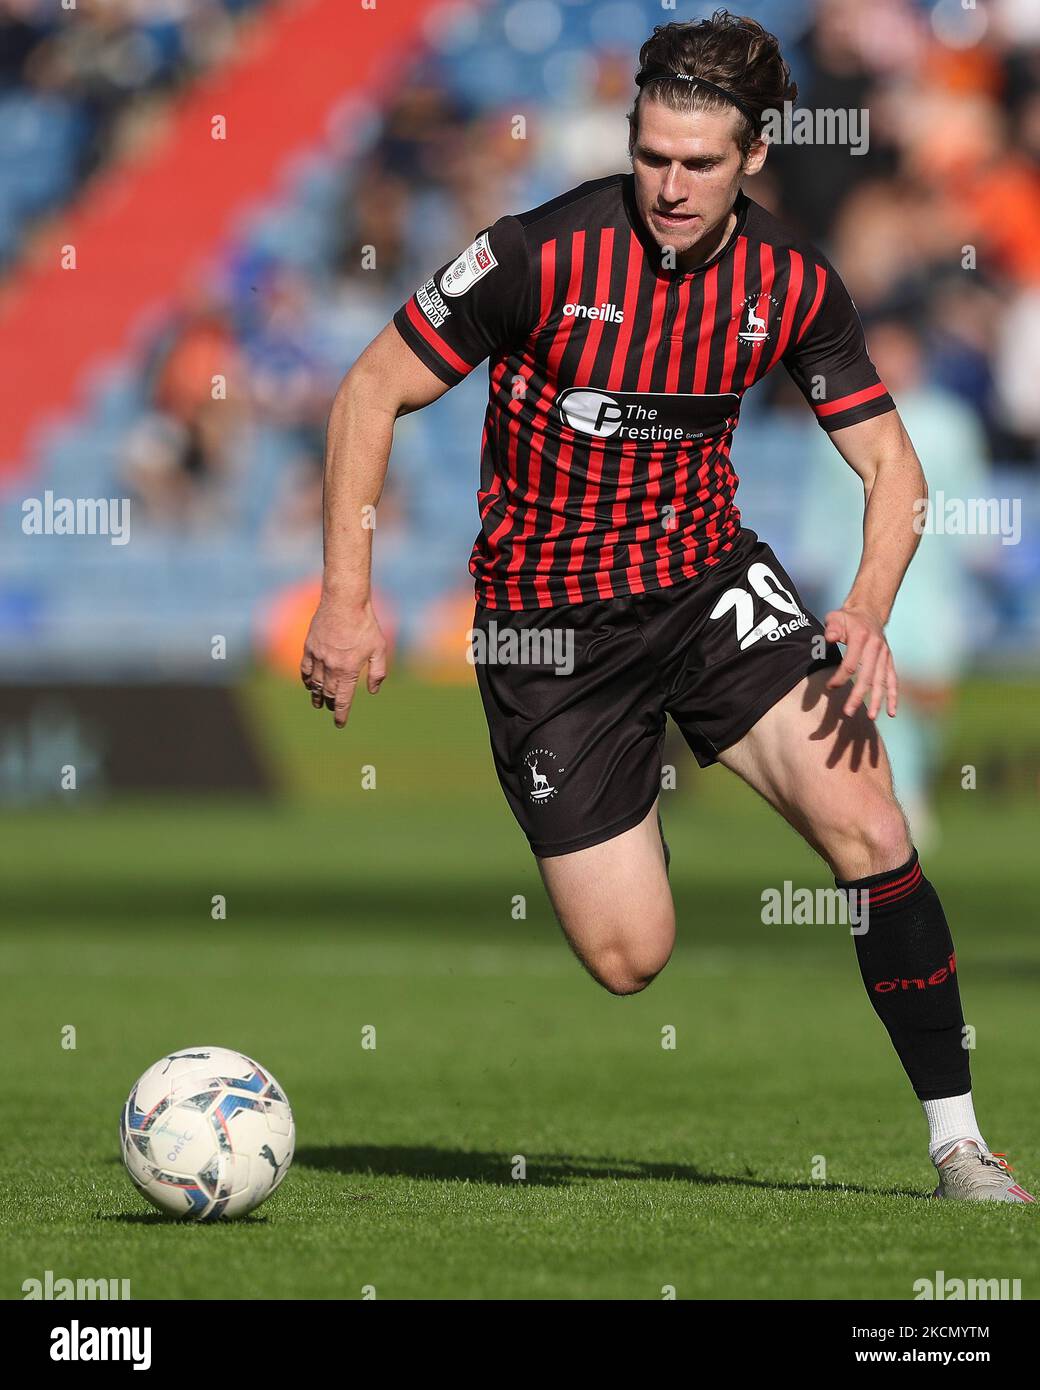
[835, 850, 977, 1134]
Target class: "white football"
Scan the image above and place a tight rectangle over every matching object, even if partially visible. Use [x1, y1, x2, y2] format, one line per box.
[119, 1046, 294, 1220]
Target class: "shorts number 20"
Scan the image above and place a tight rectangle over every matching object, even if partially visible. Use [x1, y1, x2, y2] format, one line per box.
[709, 562, 802, 651]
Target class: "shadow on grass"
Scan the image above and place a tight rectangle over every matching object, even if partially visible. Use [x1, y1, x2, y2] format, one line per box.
[293, 1143, 923, 1199]
[99, 1211, 271, 1226]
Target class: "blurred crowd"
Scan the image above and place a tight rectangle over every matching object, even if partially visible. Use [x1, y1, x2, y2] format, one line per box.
[755, 0, 1040, 461]
[1, 0, 1038, 597]
[0, 0, 268, 266]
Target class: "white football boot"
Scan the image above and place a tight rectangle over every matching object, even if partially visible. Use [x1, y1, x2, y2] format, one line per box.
[932, 1139, 1035, 1202]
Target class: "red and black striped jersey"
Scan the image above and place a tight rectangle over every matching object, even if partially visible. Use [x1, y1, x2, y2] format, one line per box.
[393, 172, 894, 611]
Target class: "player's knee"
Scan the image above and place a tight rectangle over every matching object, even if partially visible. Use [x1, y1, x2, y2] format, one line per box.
[593, 954, 662, 996]
[864, 798, 913, 871]
[587, 928, 673, 996]
[837, 797, 912, 878]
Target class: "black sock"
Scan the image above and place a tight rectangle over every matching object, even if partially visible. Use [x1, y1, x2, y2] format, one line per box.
[836, 849, 971, 1101]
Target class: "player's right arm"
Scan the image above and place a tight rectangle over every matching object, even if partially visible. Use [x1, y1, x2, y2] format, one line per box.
[302, 215, 533, 728]
[300, 322, 452, 729]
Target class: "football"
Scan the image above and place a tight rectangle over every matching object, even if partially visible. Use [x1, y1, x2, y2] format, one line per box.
[119, 1047, 294, 1221]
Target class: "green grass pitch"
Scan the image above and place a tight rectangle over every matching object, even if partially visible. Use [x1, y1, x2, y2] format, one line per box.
[0, 672, 1036, 1300]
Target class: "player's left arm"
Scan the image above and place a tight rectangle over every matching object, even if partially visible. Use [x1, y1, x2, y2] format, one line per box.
[782, 257, 925, 720]
[819, 408, 926, 720]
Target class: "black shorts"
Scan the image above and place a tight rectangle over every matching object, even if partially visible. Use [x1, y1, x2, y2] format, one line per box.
[472, 530, 841, 857]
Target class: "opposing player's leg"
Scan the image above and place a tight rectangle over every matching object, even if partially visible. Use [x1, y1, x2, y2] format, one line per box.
[717, 666, 1033, 1201]
[536, 798, 674, 996]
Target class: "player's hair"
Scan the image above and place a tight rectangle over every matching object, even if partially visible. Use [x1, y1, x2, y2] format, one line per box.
[628, 10, 797, 163]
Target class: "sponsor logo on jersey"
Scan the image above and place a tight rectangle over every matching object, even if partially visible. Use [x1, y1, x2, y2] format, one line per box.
[555, 387, 739, 442]
[734, 292, 781, 344]
[417, 278, 451, 329]
[562, 301, 625, 323]
[439, 231, 498, 297]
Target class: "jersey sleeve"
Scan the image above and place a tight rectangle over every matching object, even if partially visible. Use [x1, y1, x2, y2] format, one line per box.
[783, 259, 895, 432]
[392, 214, 533, 387]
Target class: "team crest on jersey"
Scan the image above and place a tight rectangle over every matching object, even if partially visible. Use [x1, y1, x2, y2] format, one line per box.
[440, 232, 498, 297]
[523, 748, 564, 804]
[734, 293, 780, 344]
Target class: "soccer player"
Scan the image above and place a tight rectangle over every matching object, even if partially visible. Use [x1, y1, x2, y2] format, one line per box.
[301, 12, 1032, 1202]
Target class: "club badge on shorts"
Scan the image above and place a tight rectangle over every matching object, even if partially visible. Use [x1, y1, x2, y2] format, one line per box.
[523, 748, 564, 803]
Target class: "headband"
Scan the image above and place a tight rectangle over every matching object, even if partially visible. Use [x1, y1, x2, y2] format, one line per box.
[634, 66, 759, 126]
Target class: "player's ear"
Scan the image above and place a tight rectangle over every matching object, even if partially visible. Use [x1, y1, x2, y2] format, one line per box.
[743, 136, 768, 177]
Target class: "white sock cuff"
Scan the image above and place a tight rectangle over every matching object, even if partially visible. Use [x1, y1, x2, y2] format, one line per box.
[923, 1091, 986, 1161]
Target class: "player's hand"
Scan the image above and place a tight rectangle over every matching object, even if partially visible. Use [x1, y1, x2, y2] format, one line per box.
[823, 605, 898, 721]
[300, 597, 388, 729]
